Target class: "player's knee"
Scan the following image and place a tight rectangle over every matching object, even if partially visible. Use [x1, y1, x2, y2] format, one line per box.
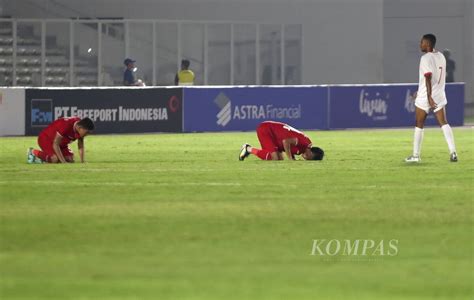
[50, 155, 59, 163]
[415, 118, 425, 128]
[415, 122, 424, 129]
[438, 120, 448, 126]
[437, 116, 448, 126]
[435, 111, 448, 126]
[65, 156, 75, 163]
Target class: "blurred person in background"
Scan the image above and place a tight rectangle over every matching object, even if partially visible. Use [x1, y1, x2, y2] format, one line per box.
[175, 59, 195, 86]
[123, 58, 145, 86]
[443, 49, 456, 83]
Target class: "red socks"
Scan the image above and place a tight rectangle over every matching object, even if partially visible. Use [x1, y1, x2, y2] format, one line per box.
[32, 149, 49, 162]
[250, 148, 272, 160]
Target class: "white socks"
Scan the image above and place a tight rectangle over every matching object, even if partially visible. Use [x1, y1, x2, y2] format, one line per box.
[412, 125, 456, 157]
[441, 124, 456, 154]
[413, 127, 424, 157]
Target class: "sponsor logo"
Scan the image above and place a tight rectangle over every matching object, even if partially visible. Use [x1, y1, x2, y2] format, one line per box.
[310, 239, 399, 257]
[215, 92, 232, 127]
[359, 89, 388, 120]
[31, 99, 53, 127]
[168, 95, 181, 113]
[54, 106, 169, 122]
[214, 92, 302, 127]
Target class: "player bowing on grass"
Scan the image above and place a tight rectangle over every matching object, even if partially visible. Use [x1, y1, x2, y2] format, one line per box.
[405, 34, 458, 163]
[27, 117, 95, 164]
[239, 121, 324, 161]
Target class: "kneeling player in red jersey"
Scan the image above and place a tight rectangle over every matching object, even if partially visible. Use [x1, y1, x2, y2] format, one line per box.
[27, 117, 95, 164]
[239, 121, 324, 161]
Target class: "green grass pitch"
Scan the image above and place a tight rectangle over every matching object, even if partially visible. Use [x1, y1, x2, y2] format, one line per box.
[0, 128, 473, 300]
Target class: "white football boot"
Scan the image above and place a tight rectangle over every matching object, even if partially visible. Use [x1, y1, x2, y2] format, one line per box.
[239, 144, 251, 161]
[405, 155, 421, 163]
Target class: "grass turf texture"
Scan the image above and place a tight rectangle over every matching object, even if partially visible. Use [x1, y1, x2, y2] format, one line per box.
[0, 128, 473, 300]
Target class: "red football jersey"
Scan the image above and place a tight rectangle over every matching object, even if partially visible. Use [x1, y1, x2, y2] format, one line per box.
[39, 117, 81, 147]
[266, 121, 312, 155]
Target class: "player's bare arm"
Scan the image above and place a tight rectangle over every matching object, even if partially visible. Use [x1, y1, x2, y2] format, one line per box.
[424, 73, 436, 109]
[53, 133, 68, 163]
[78, 137, 85, 163]
[282, 138, 297, 160]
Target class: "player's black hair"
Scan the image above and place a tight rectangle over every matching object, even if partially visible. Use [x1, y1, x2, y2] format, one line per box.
[77, 118, 95, 131]
[310, 147, 324, 161]
[422, 34, 436, 48]
[181, 59, 190, 68]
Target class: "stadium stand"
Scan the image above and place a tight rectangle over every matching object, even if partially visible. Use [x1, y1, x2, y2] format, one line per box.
[0, 22, 98, 86]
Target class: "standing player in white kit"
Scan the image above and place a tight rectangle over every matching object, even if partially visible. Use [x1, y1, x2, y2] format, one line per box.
[405, 34, 458, 163]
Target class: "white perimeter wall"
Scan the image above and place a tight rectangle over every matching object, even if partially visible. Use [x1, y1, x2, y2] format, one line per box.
[0, 88, 25, 136]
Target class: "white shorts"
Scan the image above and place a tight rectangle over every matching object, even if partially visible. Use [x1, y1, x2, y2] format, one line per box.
[415, 98, 447, 114]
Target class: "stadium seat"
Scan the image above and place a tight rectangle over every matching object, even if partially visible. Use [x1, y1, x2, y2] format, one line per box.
[0, 47, 13, 55]
[0, 37, 13, 45]
[0, 58, 12, 66]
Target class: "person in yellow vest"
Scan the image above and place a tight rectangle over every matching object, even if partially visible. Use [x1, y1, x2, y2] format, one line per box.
[175, 59, 195, 86]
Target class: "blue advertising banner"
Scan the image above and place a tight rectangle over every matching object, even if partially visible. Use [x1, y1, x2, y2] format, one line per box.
[328, 83, 464, 129]
[183, 87, 328, 132]
[444, 83, 465, 126]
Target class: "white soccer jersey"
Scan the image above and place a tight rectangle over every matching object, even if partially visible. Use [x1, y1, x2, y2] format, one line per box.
[416, 50, 447, 109]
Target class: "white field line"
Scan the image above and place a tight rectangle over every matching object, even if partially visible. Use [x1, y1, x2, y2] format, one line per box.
[0, 180, 301, 188]
[0, 180, 242, 187]
[0, 166, 302, 173]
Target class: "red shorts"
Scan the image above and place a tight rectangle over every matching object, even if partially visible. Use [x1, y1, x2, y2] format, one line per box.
[256, 123, 279, 152]
[38, 134, 74, 158]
